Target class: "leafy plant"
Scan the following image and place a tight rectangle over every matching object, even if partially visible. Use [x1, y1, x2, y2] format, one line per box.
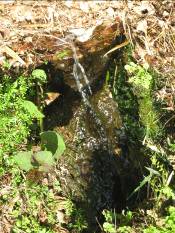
[167, 138, 175, 152]
[11, 183, 57, 233]
[2, 59, 11, 69]
[21, 100, 44, 120]
[102, 210, 133, 233]
[31, 69, 47, 131]
[31, 69, 47, 84]
[68, 205, 88, 232]
[0, 71, 67, 233]
[103, 222, 116, 233]
[0, 75, 43, 160]
[14, 131, 66, 172]
[41, 131, 66, 159]
[125, 62, 160, 141]
[14, 151, 33, 172]
[143, 206, 175, 233]
[128, 166, 161, 199]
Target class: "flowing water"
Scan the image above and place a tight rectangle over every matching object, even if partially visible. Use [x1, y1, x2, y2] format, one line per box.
[71, 41, 109, 149]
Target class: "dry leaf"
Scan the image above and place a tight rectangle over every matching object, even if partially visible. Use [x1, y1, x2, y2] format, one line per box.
[57, 210, 66, 223]
[79, 1, 89, 13]
[45, 92, 60, 105]
[136, 20, 147, 34]
[2, 46, 26, 65]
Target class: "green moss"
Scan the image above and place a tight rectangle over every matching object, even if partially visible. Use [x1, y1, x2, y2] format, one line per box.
[125, 62, 160, 140]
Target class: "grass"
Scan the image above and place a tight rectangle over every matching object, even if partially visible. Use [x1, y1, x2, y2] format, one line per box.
[0, 70, 82, 233]
[101, 59, 175, 233]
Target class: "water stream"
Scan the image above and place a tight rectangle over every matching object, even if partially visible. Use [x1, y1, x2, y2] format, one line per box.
[71, 41, 109, 148]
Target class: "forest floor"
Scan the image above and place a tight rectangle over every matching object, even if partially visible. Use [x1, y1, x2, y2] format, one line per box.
[1, 0, 174, 109]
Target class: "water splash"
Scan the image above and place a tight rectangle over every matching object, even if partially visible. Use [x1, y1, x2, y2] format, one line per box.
[71, 41, 92, 97]
[71, 41, 109, 147]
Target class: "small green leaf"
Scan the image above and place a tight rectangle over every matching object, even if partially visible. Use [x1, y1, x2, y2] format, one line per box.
[14, 151, 33, 171]
[127, 174, 152, 200]
[41, 131, 66, 160]
[35, 151, 55, 167]
[56, 50, 70, 60]
[103, 222, 116, 233]
[22, 100, 44, 119]
[145, 167, 161, 176]
[32, 69, 47, 83]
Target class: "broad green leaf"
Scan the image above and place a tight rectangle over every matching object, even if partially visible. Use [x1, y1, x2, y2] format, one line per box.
[54, 133, 66, 159]
[22, 100, 44, 119]
[14, 151, 33, 171]
[35, 151, 55, 167]
[41, 131, 66, 160]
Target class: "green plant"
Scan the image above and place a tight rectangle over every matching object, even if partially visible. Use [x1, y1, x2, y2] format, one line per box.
[66, 200, 87, 232]
[167, 138, 175, 152]
[102, 210, 133, 233]
[118, 226, 132, 233]
[72, 209, 88, 232]
[102, 209, 116, 233]
[0, 71, 67, 233]
[31, 69, 47, 131]
[41, 131, 66, 159]
[11, 183, 58, 233]
[103, 222, 116, 233]
[112, 60, 142, 142]
[143, 206, 175, 233]
[56, 49, 70, 60]
[14, 131, 66, 172]
[128, 166, 161, 200]
[125, 62, 160, 141]
[0, 75, 43, 161]
[2, 59, 11, 69]
[31, 69, 47, 84]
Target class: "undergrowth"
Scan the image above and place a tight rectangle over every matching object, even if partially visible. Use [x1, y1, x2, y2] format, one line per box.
[0, 55, 174, 233]
[0, 69, 79, 233]
[102, 56, 175, 233]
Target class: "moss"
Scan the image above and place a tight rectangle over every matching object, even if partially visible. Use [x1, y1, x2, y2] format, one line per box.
[125, 62, 161, 141]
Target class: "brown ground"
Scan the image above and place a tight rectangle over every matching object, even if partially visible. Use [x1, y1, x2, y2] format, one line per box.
[0, 1, 174, 108]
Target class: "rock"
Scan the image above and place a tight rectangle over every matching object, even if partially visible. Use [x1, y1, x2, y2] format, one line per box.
[44, 83, 125, 231]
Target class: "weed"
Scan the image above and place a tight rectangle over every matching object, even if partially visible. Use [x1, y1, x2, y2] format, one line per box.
[102, 209, 133, 233]
[2, 59, 11, 70]
[143, 206, 175, 233]
[0, 70, 67, 233]
[56, 49, 70, 60]
[125, 62, 160, 141]
[66, 200, 88, 232]
[0, 74, 42, 162]
[14, 131, 66, 172]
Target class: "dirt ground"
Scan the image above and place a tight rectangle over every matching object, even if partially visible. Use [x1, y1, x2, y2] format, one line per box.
[0, 0, 174, 110]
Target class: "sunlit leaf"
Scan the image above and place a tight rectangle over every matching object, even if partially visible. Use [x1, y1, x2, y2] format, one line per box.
[14, 151, 33, 171]
[41, 131, 66, 160]
[145, 167, 161, 176]
[128, 175, 152, 200]
[35, 151, 55, 167]
[21, 100, 44, 119]
[32, 69, 47, 83]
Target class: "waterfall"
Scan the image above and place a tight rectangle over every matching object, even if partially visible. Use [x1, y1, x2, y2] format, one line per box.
[71, 41, 109, 147]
